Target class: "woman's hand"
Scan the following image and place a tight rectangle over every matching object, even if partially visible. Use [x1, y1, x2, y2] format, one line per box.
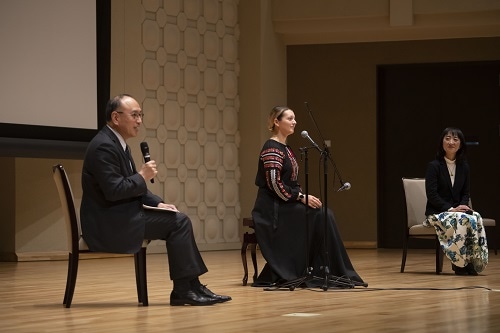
[301, 194, 322, 209]
[449, 204, 471, 213]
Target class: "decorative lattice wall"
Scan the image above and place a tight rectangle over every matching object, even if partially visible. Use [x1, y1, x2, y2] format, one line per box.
[128, 0, 241, 247]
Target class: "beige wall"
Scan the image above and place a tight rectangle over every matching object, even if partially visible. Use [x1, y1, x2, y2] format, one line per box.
[15, 159, 83, 255]
[0, 158, 82, 261]
[1, 0, 499, 260]
[238, 0, 288, 223]
[109, 0, 243, 252]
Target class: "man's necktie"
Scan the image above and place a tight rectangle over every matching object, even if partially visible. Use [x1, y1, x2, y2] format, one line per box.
[125, 146, 134, 172]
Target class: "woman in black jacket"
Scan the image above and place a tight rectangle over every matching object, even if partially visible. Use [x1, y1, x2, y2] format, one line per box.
[424, 127, 488, 275]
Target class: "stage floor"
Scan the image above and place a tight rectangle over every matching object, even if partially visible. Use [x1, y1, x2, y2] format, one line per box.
[1, 248, 499, 332]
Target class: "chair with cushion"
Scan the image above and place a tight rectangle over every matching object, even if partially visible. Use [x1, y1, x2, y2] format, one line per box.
[400, 178, 443, 274]
[469, 199, 497, 255]
[482, 218, 497, 255]
[52, 164, 149, 308]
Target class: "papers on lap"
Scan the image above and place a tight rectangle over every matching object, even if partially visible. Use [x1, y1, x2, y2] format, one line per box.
[142, 204, 178, 212]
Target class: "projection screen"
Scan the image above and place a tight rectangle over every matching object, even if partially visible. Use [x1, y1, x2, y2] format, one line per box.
[0, 0, 110, 158]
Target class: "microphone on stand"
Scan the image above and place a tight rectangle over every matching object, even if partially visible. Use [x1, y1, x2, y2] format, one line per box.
[140, 141, 154, 183]
[337, 182, 351, 192]
[301, 130, 321, 151]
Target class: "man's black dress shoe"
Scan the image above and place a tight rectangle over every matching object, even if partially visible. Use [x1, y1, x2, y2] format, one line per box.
[170, 289, 218, 306]
[197, 285, 232, 303]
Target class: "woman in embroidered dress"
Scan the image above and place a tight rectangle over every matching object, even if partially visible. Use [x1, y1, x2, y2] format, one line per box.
[425, 127, 488, 275]
[251, 106, 365, 287]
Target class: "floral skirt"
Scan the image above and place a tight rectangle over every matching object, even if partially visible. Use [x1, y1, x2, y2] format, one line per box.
[424, 211, 488, 272]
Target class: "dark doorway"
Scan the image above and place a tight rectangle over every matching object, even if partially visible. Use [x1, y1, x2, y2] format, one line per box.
[377, 61, 500, 248]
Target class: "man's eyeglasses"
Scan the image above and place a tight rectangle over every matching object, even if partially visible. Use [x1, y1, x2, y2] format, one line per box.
[116, 111, 144, 120]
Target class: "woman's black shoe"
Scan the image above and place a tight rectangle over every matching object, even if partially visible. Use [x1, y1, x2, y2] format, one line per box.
[465, 263, 478, 276]
[452, 264, 468, 276]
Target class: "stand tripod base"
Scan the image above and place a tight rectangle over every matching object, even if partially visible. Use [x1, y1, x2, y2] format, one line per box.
[314, 274, 368, 291]
[264, 274, 367, 291]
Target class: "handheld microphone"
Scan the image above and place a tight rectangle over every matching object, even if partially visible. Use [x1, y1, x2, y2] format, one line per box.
[337, 182, 351, 192]
[140, 141, 154, 183]
[301, 130, 320, 151]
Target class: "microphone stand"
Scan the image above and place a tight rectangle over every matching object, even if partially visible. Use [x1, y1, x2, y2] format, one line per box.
[306, 102, 365, 290]
[265, 141, 357, 291]
[265, 145, 315, 291]
[317, 145, 355, 290]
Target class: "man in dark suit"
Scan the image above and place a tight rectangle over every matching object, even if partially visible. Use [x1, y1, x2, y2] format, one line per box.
[80, 94, 231, 306]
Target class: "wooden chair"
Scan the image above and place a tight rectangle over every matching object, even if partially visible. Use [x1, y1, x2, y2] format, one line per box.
[52, 164, 149, 308]
[241, 217, 258, 286]
[400, 178, 443, 274]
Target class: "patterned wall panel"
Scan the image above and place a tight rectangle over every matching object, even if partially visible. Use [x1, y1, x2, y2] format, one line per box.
[137, 0, 240, 246]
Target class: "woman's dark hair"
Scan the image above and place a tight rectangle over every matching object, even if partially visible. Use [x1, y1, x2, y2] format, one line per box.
[105, 94, 133, 121]
[436, 127, 467, 161]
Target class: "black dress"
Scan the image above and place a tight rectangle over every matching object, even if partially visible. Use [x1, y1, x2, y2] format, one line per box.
[251, 139, 365, 287]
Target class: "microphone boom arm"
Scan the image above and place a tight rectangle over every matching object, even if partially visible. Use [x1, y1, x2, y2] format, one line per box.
[303, 102, 350, 192]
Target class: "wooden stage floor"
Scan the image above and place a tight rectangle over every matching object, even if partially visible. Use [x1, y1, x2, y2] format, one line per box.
[1, 248, 499, 333]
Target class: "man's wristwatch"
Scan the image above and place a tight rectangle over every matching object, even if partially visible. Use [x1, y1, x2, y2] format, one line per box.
[298, 193, 305, 201]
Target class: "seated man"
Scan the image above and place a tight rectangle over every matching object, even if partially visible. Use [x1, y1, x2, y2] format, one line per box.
[80, 94, 231, 306]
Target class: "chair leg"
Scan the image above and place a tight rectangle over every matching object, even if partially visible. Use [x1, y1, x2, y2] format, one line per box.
[134, 252, 142, 303]
[400, 236, 409, 273]
[63, 254, 71, 305]
[494, 226, 498, 256]
[249, 242, 258, 284]
[488, 225, 497, 255]
[439, 251, 443, 273]
[140, 248, 149, 306]
[134, 248, 148, 306]
[241, 233, 250, 286]
[435, 237, 443, 274]
[64, 252, 79, 308]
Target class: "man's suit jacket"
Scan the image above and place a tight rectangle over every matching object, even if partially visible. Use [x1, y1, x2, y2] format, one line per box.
[425, 157, 470, 216]
[80, 126, 162, 254]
